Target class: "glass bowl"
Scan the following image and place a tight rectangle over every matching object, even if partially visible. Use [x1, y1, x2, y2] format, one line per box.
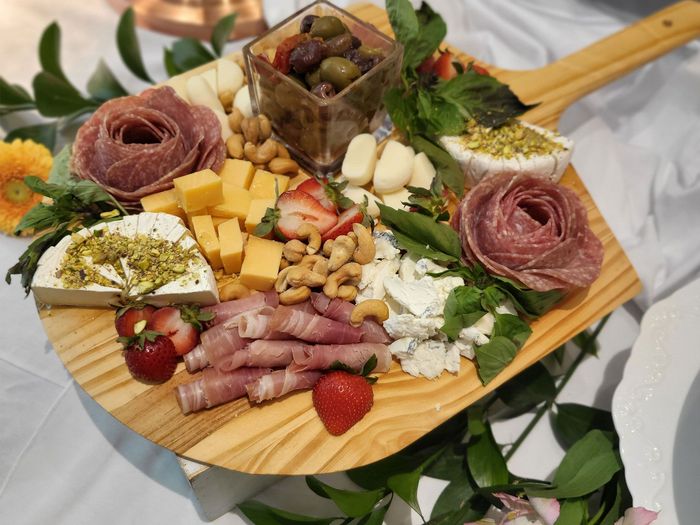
[243, 0, 402, 175]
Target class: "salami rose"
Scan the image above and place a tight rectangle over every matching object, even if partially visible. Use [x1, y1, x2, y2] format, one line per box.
[72, 86, 225, 208]
[456, 173, 603, 292]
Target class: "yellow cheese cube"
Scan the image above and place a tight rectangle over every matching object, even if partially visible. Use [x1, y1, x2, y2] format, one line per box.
[218, 219, 244, 274]
[287, 172, 311, 190]
[219, 159, 254, 189]
[239, 236, 283, 291]
[185, 207, 209, 229]
[248, 169, 289, 199]
[140, 189, 186, 221]
[173, 169, 224, 212]
[211, 216, 229, 227]
[245, 198, 275, 234]
[209, 183, 251, 224]
[190, 215, 222, 270]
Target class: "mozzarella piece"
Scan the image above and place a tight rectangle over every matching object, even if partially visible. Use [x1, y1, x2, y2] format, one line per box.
[342, 185, 381, 218]
[409, 152, 436, 190]
[216, 59, 244, 97]
[233, 85, 253, 118]
[378, 187, 411, 211]
[163, 75, 190, 103]
[341, 134, 377, 186]
[373, 140, 414, 193]
[186, 75, 225, 114]
[212, 109, 233, 140]
[200, 68, 218, 95]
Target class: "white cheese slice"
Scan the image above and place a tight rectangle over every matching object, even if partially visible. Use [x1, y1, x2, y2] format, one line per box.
[409, 152, 436, 190]
[341, 186, 381, 218]
[217, 59, 244, 97]
[200, 68, 218, 96]
[378, 187, 411, 211]
[233, 85, 253, 118]
[162, 74, 190, 103]
[186, 75, 226, 114]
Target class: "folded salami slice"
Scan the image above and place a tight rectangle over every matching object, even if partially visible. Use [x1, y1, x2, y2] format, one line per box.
[246, 370, 323, 403]
[72, 86, 225, 208]
[456, 173, 604, 292]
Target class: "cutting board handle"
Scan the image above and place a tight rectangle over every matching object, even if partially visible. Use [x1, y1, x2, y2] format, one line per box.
[508, 0, 700, 128]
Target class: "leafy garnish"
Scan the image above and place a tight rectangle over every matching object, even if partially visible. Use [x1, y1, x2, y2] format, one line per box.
[329, 354, 379, 384]
[403, 178, 450, 221]
[178, 304, 215, 332]
[253, 206, 280, 238]
[117, 329, 163, 349]
[411, 135, 464, 198]
[320, 176, 354, 211]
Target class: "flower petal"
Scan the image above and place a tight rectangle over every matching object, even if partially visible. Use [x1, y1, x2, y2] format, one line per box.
[613, 507, 659, 525]
[530, 497, 560, 525]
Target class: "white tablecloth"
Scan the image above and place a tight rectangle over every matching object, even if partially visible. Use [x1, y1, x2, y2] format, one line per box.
[1, 1, 698, 523]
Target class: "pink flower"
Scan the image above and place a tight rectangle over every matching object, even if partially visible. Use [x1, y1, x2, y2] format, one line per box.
[464, 493, 560, 525]
[613, 507, 658, 525]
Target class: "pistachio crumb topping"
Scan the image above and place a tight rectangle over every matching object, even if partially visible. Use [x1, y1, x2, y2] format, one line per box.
[460, 119, 565, 158]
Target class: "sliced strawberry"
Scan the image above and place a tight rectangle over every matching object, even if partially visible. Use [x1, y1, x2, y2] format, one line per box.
[115, 304, 156, 338]
[276, 190, 338, 239]
[433, 51, 458, 80]
[123, 332, 177, 384]
[321, 204, 363, 241]
[471, 63, 490, 76]
[147, 306, 199, 356]
[296, 179, 336, 212]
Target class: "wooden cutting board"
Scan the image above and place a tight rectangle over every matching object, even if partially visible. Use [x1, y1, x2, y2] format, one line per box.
[38, 1, 700, 475]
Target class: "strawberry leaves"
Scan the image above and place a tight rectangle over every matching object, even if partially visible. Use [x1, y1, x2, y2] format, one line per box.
[177, 304, 214, 332]
[117, 329, 163, 349]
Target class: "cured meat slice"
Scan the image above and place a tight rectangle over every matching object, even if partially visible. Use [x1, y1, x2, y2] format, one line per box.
[456, 173, 604, 292]
[269, 305, 363, 344]
[204, 291, 279, 326]
[311, 293, 391, 344]
[72, 86, 225, 208]
[246, 370, 323, 403]
[288, 343, 391, 374]
[183, 323, 250, 372]
[215, 340, 305, 372]
[176, 367, 271, 414]
[237, 313, 272, 338]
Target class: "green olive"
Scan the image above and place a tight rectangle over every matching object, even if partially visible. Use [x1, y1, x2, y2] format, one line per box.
[319, 57, 361, 91]
[358, 45, 383, 59]
[305, 68, 321, 89]
[310, 16, 346, 40]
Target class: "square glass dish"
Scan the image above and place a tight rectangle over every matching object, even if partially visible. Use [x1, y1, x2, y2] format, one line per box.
[243, 0, 402, 174]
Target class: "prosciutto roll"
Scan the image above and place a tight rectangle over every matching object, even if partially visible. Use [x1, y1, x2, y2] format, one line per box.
[269, 305, 363, 344]
[311, 294, 391, 344]
[176, 367, 271, 414]
[204, 291, 279, 326]
[183, 323, 250, 372]
[288, 343, 391, 374]
[246, 370, 323, 403]
[214, 340, 305, 372]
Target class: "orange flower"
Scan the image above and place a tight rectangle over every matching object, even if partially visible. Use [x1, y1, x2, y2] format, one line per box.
[0, 139, 52, 235]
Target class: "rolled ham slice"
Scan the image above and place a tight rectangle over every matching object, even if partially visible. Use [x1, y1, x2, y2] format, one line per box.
[311, 293, 391, 344]
[215, 340, 305, 372]
[269, 305, 363, 344]
[288, 343, 391, 374]
[183, 323, 250, 372]
[203, 291, 278, 326]
[246, 369, 323, 403]
[222, 305, 275, 330]
[176, 367, 271, 414]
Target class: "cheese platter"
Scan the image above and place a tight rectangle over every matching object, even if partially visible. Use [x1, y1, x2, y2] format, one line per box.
[24, 0, 700, 476]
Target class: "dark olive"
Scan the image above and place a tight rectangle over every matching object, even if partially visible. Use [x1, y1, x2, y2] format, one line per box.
[343, 49, 381, 74]
[351, 35, 362, 49]
[289, 39, 325, 73]
[323, 32, 353, 57]
[319, 56, 361, 91]
[311, 81, 336, 99]
[305, 68, 321, 89]
[310, 16, 346, 40]
[300, 14, 318, 33]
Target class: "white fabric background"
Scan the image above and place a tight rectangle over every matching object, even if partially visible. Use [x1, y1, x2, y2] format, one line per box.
[1, 0, 698, 523]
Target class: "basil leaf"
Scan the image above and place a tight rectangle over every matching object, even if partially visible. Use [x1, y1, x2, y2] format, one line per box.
[47, 146, 73, 185]
[430, 475, 474, 519]
[305, 476, 387, 518]
[411, 135, 465, 198]
[527, 430, 621, 499]
[440, 286, 486, 341]
[406, 3, 446, 69]
[386, 0, 419, 45]
[33, 71, 97, 117]
[116, 7, 154, 83]
[494, 362, 555, 418]
[39, 22, 69, 83]
[5, 122, 57, 152]
[474, 336, 517, 385]
[210, 13, 237, 57]
[392, 230, 457, 262]
[552, 403, 615, 450]
[237, 500, 339, 525]
[170, 38, 216, 72]
[493, 312, 531, 349]
[69, 179, 119, 204]
[466, 421, 509, 488]
[87, 59, 128, 101]
[384, 87, 418, 139]
[492, 275, 564, 317]
[480, 285, 506, 311]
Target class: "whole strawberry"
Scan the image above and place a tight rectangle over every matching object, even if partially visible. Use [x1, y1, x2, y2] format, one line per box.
[312, 371, 374, 435]
[120, 330, 177, 383]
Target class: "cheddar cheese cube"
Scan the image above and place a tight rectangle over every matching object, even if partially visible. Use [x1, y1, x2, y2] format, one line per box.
[218, 218, 244, 274]
[209, 183, 251, 223]
[239, 236, 283, 291]
[190, 215, 222, 270]
[219, 159, 254, 189]
[287, 172, 311, 190]
[173, 169, 223, 212]
[140, 189, 186, 221]
[185, 207, 209, 229]
[248, 169, 289, 199]
[245, 198, 275, 234]
[212, 216, 229, 227]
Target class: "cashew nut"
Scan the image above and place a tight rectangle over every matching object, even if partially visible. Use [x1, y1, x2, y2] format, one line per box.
[268, 157, 299, 175]
[328, 235, 356, 272]
[219, 90, 234, 113]
[274, 265, 294, 293]
[296, 224, 321, 255]
[283, 239, 306, 263]
[228, 107, 244, 133]
[244, 139, 277, 164]
[352, 223, 376, 264]
[219, 282, 251, 301]
[279, 286, 311, 305]
[322, 239, 334, 257]
[226, 133, 245, 159]
[298, 254, 329, 276]
[337, 285, 358, 302]
[258, 114, 272, 140]
[349, 299, 389, 327]
[240, 116, 260, 144]
[287, 267, 326, 288]
[323, 262, 362, 298]
[275, 140, 291, 159]
[279, 257, 291, 270]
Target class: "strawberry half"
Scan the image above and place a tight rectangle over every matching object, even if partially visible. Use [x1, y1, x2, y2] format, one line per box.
[433, 51, 458, 80]
[312, 370, 374, 435]
[114, 304, 156, 338]
[296, 178, 337, 212]
[147, 305, 212, 356]
[276, 189, 338, 239]
[122, 331, 177, 383]
[321, 204, 364, 241]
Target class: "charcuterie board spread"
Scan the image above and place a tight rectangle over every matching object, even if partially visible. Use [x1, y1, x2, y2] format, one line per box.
[26, 0, 700, 475]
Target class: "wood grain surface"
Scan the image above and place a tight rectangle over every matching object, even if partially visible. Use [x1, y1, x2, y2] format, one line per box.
[38, 1, 700, 475]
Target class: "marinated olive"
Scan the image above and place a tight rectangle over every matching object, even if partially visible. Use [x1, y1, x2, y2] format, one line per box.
[310, 16, 347, 40]
[323, 32, 353, 57]
[343, 49, 382, 74]
[305, 68, 322, 89]
[289, 39, 325, 73]
[351, 35, 362, 49]
[319, 57, 361, 91]
[358, 45, 384, 58]
[311, 81, 336, 99]
[300, 14, 318, 33]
